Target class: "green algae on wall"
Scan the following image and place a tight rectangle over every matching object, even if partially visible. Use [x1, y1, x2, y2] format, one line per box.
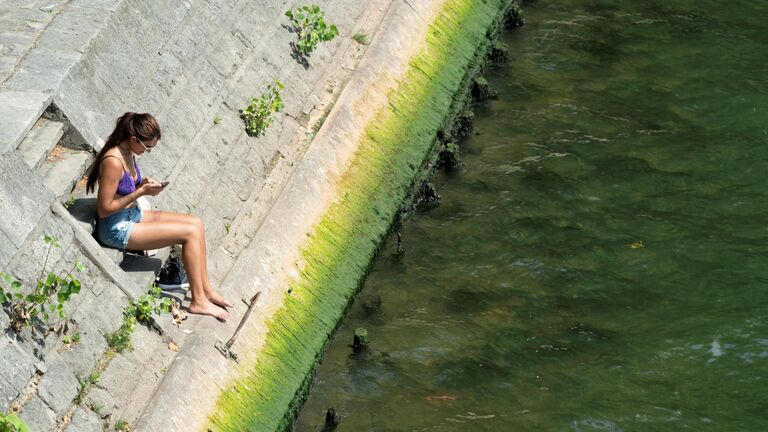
[208, 0, 511, 430]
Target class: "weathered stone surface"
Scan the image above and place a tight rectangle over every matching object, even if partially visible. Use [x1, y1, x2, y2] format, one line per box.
[19, 395, 57, 432]
[59, 320, 108, 377]
[5, 207, 72, 286]
[16, 117, 65, 170]
[36, 6, 108, 52]
[37, 350, 80, 415]
[94, 353, 140, 404]
[69, 0, 123, 10]
[0, 89, 51, 152]
[4, 47, 81, 92]
[0, 55, 17, 82]
[39, 149, 91, 198]
[0, 153, 54, 253]
[0, 337, 36, 410]
[65, 407, 103, 432]
[84, 386, 116, 418]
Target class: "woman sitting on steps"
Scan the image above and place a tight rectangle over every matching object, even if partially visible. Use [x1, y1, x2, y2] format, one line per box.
[86, 112, 233, 320]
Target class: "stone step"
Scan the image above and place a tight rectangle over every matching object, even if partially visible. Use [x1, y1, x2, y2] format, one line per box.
[17, 117, 66, 170]
[37, 147, 91, 199]
[0, 90, 52, 153]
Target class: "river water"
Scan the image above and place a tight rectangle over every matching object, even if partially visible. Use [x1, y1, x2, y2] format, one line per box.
[294, 1, 768, 430]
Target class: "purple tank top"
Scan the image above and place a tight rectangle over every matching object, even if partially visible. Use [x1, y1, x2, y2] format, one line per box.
[110, 156, 142, 196]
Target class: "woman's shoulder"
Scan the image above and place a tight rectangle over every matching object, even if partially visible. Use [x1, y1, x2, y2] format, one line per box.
[100, 151, 126, 177]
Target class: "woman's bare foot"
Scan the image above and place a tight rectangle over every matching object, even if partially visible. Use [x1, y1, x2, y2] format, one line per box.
[188, 300, 229, 321]
[205, 290, 235, 309]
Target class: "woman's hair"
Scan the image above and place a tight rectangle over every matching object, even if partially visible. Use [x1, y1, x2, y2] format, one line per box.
[86, 112, 161, 194]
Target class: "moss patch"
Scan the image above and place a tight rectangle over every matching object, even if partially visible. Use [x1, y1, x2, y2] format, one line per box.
[208, 0, 511, 430]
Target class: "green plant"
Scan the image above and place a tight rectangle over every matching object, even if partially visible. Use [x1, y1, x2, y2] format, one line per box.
[63, 197, 75, 208]
[285, 5, 339, 55]
[0, 236, 84, 333]
[88, 402, 103, 416]
[62, 330, 81, 346]
[240, 80, 284, 137]
[114, 419, 129, 431]
[224, 222, 232, 234]
[213, 115, 222, 125]
[125, 285, 171, 325]
[106, 286, 171, 353]
[106, 321, 134, 353]
[75, 377, 88, 404]
[0, 412, 30, 432]
[351, 32, 369, 45]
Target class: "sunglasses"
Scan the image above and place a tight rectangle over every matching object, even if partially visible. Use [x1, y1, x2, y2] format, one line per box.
[137, 138, 154, 153]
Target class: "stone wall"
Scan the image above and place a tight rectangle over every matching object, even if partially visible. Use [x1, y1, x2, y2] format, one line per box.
[0, 0, 390, 430]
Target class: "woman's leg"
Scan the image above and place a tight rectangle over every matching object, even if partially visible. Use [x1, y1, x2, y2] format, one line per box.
[127, 221, 229, 320]
[143, 210, 234, 308]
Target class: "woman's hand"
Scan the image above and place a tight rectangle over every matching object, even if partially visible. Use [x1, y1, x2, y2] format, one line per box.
[138, 178, 164, 196]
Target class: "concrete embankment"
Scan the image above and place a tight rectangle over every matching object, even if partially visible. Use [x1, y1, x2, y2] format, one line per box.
[0, 0, 514, 430]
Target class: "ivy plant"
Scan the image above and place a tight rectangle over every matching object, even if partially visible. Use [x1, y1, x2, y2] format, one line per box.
[285, 5, 339, 55]
[0, 235, 83, 333]
[240, 80, 284, 137]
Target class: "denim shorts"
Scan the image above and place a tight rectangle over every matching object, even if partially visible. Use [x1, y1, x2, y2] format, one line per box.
[97, 206, 143, 250]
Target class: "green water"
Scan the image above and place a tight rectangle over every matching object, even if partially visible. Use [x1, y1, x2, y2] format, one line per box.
[294, 1, 768, 430]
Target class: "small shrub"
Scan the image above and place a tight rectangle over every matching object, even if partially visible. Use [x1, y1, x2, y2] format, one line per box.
[0, 236, 84, 333]
[114, 419, 129, 431]
[285, 5, 339, 55]
[107, 286, 171, 353]
[213, 115, 222, 125]
[0, 412, 30, 432]
[351, 33, 369, 45]
[125, 285, 171, 325]
[240, 80, 284, 137]
[106, 320, 134, 353]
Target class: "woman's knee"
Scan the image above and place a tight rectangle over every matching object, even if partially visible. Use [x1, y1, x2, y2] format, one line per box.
[180, 223, 201, 242]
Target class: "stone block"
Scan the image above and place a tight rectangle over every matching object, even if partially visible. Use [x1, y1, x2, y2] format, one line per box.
[0, 55, 16, 81]
[95, 352, 139, 403]
[0, 338, 36, 406]
[84, 386, 115, 418]
[65, 407, 102, 432]
[164, 14, 208, 67]
[37, 350, 80, 415]
[0, 229, 16, 269]
[90, 280, 130, 335]
[19, 395, 56, 432]
[54, 55, 121, 149]
[4, 47, 81, 93]
[0, 89, 51, 152]
[0, 30, 34, 57]
[206, 30, 250, 79]
[0, 153, 53, 250]
[88, 44, 144, 101]
[39, 149, 91, 198]
[6, 209, 73, 285]
[59, 320, 108, 377]
[35, 7, 108, 52]
[131, 0, 190, 44]
[68, 0, 123, 10]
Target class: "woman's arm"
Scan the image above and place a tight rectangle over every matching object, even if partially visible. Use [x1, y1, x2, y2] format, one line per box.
[96, 157, 159, 218]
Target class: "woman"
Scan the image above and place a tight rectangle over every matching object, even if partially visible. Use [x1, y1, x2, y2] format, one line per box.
[87, 112, 232, 320]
